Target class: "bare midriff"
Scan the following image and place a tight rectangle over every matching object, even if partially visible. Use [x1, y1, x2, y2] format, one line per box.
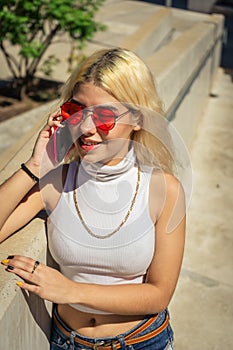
[57, 304, 146, 338]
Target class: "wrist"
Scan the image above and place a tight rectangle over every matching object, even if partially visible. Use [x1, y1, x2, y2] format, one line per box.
[21, 163, 39, 183]
[24, 159, 40, 178]
[69, 281, 82, 305]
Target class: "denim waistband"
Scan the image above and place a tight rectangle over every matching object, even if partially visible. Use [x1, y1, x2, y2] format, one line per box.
[52, 305, 169, 349]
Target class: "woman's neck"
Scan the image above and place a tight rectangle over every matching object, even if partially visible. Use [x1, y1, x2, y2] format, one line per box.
[79, 146, 136, 182]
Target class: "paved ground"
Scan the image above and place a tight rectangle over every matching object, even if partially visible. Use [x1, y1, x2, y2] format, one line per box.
[169, 67, 233, 349]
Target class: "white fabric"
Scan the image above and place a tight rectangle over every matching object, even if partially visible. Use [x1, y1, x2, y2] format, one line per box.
[47, 149, 155, 314]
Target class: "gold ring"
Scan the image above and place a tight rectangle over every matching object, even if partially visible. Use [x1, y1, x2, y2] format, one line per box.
[31, 260, 40, 274]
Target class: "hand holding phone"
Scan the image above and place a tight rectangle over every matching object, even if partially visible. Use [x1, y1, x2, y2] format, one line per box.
[53, 122, 74, 163]
[47, 101, 83, 163]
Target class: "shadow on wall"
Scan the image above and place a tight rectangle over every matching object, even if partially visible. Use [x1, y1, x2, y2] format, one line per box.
[21, 289, 52, 341]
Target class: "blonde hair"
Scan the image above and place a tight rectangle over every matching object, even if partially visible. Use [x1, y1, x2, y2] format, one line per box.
[57, 48, 175, 174]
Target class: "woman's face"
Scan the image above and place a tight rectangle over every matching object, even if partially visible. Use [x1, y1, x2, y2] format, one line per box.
[70, 83, 140, 166]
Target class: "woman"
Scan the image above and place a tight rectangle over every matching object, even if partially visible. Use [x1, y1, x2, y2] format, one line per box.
[0, 48, 186, 349]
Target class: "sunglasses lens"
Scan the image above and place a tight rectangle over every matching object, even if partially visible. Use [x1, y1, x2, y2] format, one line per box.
[92, 107, 116, 131]
[60, 104, 121, 131]
[61, 101, 83, 120]
[68, 112, 83, 126]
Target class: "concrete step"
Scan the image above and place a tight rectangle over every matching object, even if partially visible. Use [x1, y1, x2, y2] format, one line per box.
[112, 7, 173, 58]
[146, 21, 217, 108]
[145, 13, 224, 147]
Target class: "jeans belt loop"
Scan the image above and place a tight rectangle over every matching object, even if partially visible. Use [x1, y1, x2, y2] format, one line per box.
[69, 331, 76, 350]
[116, 335, 126, 349]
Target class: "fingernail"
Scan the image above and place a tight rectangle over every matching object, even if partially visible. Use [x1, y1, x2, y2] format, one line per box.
[16, 281, 23, 287]
[6, 265, 14, 271]
[7, 255, 14, 259]
[1, 259, 9, 265]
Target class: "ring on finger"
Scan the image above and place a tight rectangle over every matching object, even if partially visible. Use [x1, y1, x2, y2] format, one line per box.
[31, 260, 40, 274]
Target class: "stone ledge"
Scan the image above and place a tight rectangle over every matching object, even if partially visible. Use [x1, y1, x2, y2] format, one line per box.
[121, 8, 173, 58]
[0, 218, 52, 350]
[0, 101, 57, 166]
[0, 219, 47, 319]
[146, 15, 224, 111]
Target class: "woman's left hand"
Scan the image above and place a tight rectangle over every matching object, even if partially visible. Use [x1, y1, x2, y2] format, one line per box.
[1, 255, 76, 304]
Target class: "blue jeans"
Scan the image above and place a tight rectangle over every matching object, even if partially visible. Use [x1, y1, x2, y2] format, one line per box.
[50, 308, 175, 350]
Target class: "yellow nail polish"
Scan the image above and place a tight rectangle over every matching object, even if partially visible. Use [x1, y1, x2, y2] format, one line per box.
[16, 281, 24, 287]
[1, 259, 9, 265]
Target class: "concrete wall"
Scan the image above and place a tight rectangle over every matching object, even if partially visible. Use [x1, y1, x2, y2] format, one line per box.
[188, 0, 216, 13]
[0, 115, 52, 350]
[146, 13, 224, 147]
[0, 221, 52, 350]
[0, 2, 224, 349]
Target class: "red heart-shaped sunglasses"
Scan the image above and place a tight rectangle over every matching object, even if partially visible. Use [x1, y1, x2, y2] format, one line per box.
[61, 100, 130, 134]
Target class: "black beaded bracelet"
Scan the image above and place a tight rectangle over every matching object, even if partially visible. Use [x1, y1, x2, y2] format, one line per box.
[21, 163, 39, 183]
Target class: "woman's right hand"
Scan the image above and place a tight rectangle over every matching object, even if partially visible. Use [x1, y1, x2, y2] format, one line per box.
[0, 110, 64, 234]
[25, 109, 63, 174]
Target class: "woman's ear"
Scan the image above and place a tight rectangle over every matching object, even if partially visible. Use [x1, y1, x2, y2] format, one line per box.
[133, 112, 143, 131]
[133, 124, 141, 131]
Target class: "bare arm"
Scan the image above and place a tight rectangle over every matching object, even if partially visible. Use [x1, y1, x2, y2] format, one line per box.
[0, 110, 62, 238]
[0, 160, 40, 230]
[0, 185, 45, 243]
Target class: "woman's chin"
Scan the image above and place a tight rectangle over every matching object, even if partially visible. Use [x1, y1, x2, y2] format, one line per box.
[78, 139, 131, 165]
[79, 144, 109, 164]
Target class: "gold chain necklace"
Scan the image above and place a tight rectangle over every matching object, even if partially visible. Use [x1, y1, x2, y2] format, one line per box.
[73, 162, 141, 239]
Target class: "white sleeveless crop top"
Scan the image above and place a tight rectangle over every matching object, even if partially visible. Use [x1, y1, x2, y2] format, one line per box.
[47, 149, 155, 314]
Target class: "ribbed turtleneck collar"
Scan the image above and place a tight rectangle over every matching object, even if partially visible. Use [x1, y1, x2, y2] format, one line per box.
[79, 147, 136, 182]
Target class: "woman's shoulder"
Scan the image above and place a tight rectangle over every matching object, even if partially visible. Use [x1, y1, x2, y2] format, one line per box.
[40, 163, 76, 211]
[149, 170, 186, 225]
[150, 169, 184, 198]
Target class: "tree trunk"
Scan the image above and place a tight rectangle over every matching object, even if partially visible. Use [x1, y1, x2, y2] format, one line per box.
[11, 77, 33, 102]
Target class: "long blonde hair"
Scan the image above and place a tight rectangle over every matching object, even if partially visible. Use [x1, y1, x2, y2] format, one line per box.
[57, 48, 175, 174]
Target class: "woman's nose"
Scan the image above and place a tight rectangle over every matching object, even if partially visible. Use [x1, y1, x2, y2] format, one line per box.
[79, 114, 97, 135]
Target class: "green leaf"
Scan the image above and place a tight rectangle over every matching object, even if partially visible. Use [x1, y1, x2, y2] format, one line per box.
[0, 0, 107, 95]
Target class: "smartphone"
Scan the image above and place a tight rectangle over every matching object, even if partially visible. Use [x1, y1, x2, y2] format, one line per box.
[53, 123, 74, 163]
